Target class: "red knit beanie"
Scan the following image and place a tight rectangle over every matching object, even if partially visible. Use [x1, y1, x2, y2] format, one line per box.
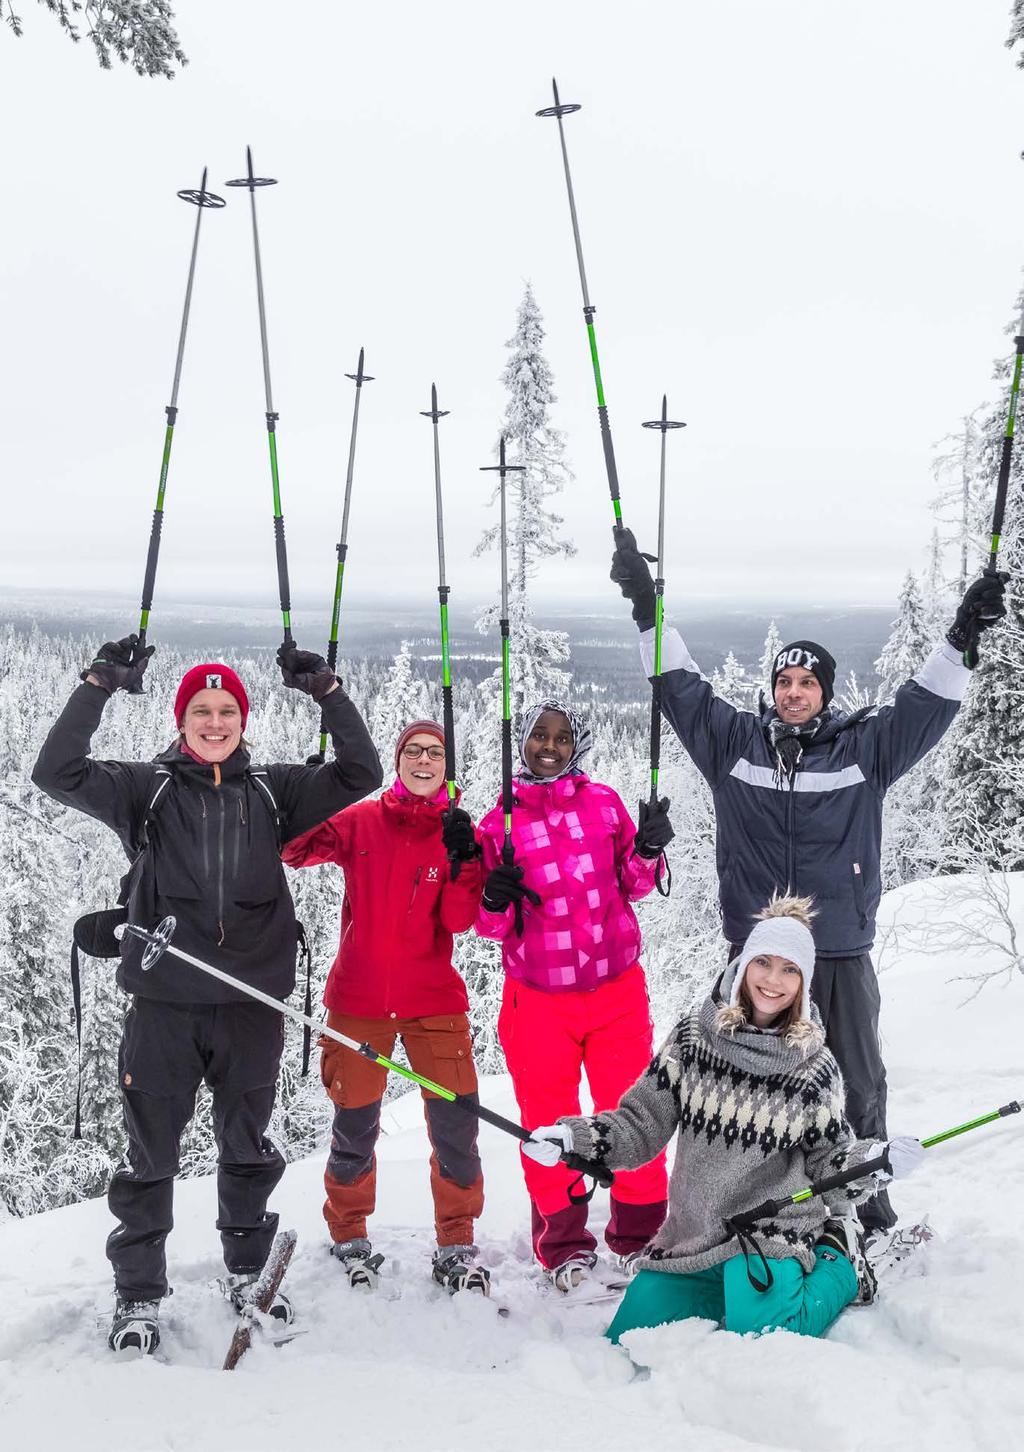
[394, 719, 445, 771]
[174, 663, 250, 728]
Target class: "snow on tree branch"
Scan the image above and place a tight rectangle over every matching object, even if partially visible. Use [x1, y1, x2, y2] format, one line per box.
[15, 0, 187, 77]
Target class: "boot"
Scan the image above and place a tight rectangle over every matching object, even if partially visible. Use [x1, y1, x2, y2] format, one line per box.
[818, 1216, 878, 1305]
[330, 1237, 385, 1290]
[108, 1297, 161, 1355]
[432, 1244, 491, 1296]
[548, 1251, 598, 1294]
[221, 1271, 295, 1326]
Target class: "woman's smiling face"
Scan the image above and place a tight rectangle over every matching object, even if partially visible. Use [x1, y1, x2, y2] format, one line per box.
[743, 953, 803, 1027]
[523, 710, 574, 778]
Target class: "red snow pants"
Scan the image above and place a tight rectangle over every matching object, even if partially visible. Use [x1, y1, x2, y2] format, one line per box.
[497, 965, 667, 1269]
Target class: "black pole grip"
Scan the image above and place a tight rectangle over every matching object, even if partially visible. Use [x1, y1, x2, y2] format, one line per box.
[441, 683, 456, 790]
[649, 674, 662, 784]
[990, 433, 1015, 549]
[273, 514, 292, 617]
[140, 509, 164, 615]
[729, 1149, 892, 1231]
[597, 405, 620, 504]
[500, 713, 514, 831]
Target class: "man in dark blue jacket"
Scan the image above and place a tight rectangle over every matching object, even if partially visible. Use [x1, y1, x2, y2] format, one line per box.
[611, 532, 1007, 1235]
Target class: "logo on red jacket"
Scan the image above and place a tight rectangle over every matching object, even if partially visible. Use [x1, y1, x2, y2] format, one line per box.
[426, 866, 440, 882]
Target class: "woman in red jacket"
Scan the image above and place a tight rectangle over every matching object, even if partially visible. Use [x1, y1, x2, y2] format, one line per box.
[283, 720, 487, 1295]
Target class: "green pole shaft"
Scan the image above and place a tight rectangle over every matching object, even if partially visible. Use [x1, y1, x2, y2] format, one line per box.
[316, 553, 346, 758]
[316, 354, 371, 759]
[267, 424, 293, 645]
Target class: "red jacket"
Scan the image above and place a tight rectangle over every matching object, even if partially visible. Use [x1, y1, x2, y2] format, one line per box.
[282, 786, 482, 1018]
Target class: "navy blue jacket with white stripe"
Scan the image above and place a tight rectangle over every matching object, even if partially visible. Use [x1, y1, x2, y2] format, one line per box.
[643, 628, 969, 957]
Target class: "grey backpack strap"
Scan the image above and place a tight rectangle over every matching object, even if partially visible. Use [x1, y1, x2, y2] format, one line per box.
[248, 768, 283, 849]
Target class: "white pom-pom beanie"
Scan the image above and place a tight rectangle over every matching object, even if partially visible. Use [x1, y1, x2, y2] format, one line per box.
[724, 915, 817, 1022]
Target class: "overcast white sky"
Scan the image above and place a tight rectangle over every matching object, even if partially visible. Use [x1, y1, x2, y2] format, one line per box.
[2, 1, 1022, 625]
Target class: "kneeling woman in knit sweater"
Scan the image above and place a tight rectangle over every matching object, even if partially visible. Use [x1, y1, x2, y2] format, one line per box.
[283, 720, 487, 1294]
[524, 896, 925, 1341]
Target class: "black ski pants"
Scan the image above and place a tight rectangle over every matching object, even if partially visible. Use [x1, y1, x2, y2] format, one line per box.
[810, 954, 895, 1234]
[728, 948, 896, 1235]
[107, 997, 287, 1302]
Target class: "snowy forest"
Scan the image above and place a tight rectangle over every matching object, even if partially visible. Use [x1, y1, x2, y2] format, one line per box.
[1, 279, 1021, 1224]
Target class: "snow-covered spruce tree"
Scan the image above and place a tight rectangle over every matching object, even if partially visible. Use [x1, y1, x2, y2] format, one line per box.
[875, 569, 948, 888]
[710, 651, 752, 711]
[475, 284, 576, 724]
[750, 620, 784, 710]
[1009, 1, 1024, 67]
[940, 287, 1024, 869]
[931, 410, 989, 595]
[921, 526, 955, 645]
[836, 671, 874, 714]
[874, 570, 931, 703]
[371, 641, 431, 755]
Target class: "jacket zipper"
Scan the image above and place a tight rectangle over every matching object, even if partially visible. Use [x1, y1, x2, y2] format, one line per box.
[213, 763, 225, 946]
[785, 773, 796, 891]
[407, 865, 423, 914]
[233, 794, 244, 877]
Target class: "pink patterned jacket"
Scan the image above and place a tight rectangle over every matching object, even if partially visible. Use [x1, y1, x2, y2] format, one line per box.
[475, 773, 658, 993]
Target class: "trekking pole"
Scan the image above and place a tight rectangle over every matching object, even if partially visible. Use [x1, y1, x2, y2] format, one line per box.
[117, 916, 614, 1199]
[137, 169, 226, 651]
[420, 384, 459, 822]
[226, 147, 293, 647]
[480, 439, 526, 876]
[537, 77, 623, 533]
[309, 349, 374, 763]
[964, 291, 1024, 667]
[727, 1097, 1023, 1234]
[642, 396, 685, 895]
[723, 1097, 1022, 1292]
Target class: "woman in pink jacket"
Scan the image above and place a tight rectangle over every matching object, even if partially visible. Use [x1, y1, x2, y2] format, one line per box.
[476, 700, 672, 1290]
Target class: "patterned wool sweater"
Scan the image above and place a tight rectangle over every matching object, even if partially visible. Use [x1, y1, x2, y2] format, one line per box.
[562, 990, 884, 1275]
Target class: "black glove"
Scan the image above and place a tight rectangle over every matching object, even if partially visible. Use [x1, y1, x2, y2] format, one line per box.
[946, 570, 1009, 666]
[277, 644, 338, 700]
[81, 634, 154, 695]
[634, 796, 674, 858]
[610, 527, 658, 631]
[482, 862, 542, 935]
[441, 806, 480, 882]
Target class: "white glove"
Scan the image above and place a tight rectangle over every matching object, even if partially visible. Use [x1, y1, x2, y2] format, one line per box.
[885, 1135, 926, 1180]
[522, 1123, 573, 1167]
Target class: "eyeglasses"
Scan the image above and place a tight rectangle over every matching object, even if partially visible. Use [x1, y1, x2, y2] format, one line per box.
[401, 743, 445, 760]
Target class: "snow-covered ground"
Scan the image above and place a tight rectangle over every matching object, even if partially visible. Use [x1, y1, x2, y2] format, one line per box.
[2, 877, 1023, 1452]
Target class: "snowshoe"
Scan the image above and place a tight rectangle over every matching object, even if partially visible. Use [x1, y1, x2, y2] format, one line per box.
[330, 1237, 385, 1291]
[222, 1270, 295, 1327]
[868, 1220, 934, 1279]
[817, 1216, 878, 1305]
[548, 1252, 598, 1294]
[108, 1297, 161, 1355]
[614, 1248, 646, 1278]
[432, 1244, 491, 1297]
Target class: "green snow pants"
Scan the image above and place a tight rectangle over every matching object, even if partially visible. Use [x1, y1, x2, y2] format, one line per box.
[605, 1248, 858, 1345]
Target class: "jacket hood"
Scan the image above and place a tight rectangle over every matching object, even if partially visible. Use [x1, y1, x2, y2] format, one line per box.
[706, 968, 825, 1060]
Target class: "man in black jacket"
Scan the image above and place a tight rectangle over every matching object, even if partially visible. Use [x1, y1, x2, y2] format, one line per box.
[610, 532, 1007, 1237]
[33, 636, 382, 1352]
